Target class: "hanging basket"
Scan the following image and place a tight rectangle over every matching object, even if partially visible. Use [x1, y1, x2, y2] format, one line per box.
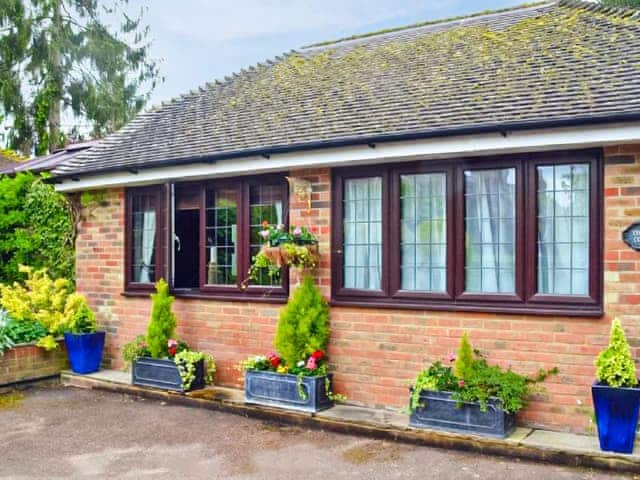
[258, 243, 320, 271]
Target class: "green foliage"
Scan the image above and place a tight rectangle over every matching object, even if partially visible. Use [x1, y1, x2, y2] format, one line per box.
[0, 173, 74, 284]
[454, 332, 474, 380]
[36, 335, 58, 351]
[3, 317, 47, 344]
[410, 361, 458, 410]
[65, 299, 97, 334]
[600, 0, 640, 7]
[410, 334, 558, 414]
[0, 265, 76, 334]
[146, 279, 177, 358]
[274, 275, 329, 367]
[174, 350, 217, 390]
[122, 335, 150, 367]
[1, 0, 161, 154]
[595, 319, 638, 388]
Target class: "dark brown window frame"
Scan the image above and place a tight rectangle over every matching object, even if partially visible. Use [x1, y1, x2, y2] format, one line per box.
[331, 149, 603, 317]
[124, 175, 289, 302]
[124, 185, 167, 292]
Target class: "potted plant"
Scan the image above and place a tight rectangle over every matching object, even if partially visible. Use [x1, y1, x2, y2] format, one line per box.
[247, 223, 320, 282]
[123, 279, 216, 392]
[62, 294, 105, 374]
[408, 332, 556, 438]
[241, 275, 343, 412]
[592, 319, 640, 454]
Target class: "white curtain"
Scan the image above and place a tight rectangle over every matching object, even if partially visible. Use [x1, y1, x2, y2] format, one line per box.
[139, 210, 156, 283]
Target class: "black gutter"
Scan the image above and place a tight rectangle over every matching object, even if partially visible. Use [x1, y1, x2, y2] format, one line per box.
[50, 111, 640, 182]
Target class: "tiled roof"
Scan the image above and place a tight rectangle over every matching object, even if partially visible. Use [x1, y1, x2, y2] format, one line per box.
[1, 141, 96, 175]
[53, 0, 640, 178]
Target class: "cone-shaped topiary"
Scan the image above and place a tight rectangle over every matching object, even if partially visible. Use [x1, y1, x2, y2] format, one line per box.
[275, 275, 329, 368]
[454, 332, 474, 380]
[146, 279, 177, 358]
[596, 319, 638, 389]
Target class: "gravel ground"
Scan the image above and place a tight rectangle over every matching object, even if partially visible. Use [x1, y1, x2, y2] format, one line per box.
[0, 385, 634, 480]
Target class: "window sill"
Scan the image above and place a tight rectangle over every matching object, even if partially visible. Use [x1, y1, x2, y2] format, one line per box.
[121, 289, 288, 304]
[329, 298, 604, 317]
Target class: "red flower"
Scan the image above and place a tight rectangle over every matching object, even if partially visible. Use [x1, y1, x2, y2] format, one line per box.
[311, 350, 324, 361]
[267, 352, 281, 368]
[168, 345, 177, 357]
[457, 380, 465, 388]
[261, 220, 269, 228]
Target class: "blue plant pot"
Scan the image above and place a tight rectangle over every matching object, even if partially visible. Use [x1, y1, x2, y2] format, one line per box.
[592, 381, 640, 454]
[63, 331, 106, 374]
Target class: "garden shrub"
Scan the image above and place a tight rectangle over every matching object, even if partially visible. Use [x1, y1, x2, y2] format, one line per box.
[0, 172, 74, 284]
[3, 317, 47, 344]
[454, 332, 474, 380]
[146, 279, 177, 358]
[274, 275, 329, 367]
[595, 319, 637, 389]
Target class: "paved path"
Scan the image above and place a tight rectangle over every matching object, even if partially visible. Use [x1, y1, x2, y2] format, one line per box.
[0, 386, 632, 479]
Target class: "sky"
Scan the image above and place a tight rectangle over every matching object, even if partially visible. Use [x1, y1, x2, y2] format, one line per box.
[129, 0, 530, 108]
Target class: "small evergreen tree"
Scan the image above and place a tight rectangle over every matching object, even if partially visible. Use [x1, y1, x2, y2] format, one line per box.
[454, 332, 474, 380]
[275, 275, 329, 367]
[596, 319, 638, 388]
[146, 279, 176, 358]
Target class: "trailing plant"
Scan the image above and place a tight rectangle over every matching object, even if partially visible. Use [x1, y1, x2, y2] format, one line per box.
[146, 279, 177, 358]
[274, 275, 329, 368]
[409, 332, 557, 414]
[248, 222, 320, 282]
[595, 319, 638, 389]
[174, 350, 217, 390]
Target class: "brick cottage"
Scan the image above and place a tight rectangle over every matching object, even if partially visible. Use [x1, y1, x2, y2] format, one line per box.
[52, 1, 640, 433]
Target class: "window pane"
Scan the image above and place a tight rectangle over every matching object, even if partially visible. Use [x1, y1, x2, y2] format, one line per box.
[400, 173, 447, 292]
[537, 164, 589, 295]
[464, 168, 515, 293]
[131, 194, 156, 283]
[250, 183, 284, 286]
[205, 187, 237, 285]
[343, 177, 382, 290]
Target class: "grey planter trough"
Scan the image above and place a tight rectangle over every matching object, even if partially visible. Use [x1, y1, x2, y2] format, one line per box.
[244, 370, 333, 413]
[132, 357, 205, 392]
[409, 390, 515, 438]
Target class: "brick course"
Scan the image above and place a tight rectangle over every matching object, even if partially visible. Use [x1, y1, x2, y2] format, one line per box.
[76, 144, 640, 433]
[0, 341, 68, 386]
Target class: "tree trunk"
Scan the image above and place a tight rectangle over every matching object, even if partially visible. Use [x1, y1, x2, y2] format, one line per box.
[48, 0, 62, 153]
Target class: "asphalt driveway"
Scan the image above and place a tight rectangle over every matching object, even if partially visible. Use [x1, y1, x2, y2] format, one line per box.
[0, 385, 632, 479]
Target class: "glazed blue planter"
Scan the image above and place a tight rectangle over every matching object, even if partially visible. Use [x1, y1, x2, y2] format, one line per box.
[132, 357, 205, 392]
[409, 389, 516, 438]
[63, 331, 105, 374]
[244, 370, 333, 413]
[592, 382, 640, 454]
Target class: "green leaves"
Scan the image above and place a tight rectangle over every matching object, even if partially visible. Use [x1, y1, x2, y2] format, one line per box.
[146, 279, 176, 359]
[595, 319, 638, 388]
[274, 275, 329, 368]
[2, 0, 160, 154]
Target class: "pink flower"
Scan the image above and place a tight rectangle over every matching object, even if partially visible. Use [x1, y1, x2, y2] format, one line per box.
[167, 339, 178, 348]
[259, 230, 270, 239]
[306, 356, 318, 371]
[293, 226, 302, 236]
[447, 353, 456, 363]
[457, 380, 465, 388]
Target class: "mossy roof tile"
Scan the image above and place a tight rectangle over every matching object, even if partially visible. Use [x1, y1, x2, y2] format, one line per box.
[54, 0, 640, 177]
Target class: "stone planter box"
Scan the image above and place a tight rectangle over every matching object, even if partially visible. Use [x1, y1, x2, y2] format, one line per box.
[0, 341, 68, 387]
[409, 390, 516, 438]
[244, 370, 333, 413]
[132, 357, 205, 392]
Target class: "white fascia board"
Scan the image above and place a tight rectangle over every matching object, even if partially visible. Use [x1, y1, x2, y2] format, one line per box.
[55, 121, 640, 192]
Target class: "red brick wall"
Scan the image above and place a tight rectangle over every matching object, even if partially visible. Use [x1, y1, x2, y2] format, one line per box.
[0, 342, 68, 386]
[76, 144, 640, 433]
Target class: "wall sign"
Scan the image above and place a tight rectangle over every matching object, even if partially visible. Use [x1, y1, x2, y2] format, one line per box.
[623, 222, 640, 251]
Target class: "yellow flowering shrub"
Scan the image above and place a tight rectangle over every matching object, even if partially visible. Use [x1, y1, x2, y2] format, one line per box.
[0, 265, 88, 337]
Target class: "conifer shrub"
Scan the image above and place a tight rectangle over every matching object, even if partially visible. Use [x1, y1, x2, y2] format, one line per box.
[146, 279, 177, 358]
[454, 332, 474, 380]
[595, 319, 638, 389]
[274, 275, 329, 368]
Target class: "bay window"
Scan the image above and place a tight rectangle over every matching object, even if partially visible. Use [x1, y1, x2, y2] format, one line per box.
[332, 150, 602, 315]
